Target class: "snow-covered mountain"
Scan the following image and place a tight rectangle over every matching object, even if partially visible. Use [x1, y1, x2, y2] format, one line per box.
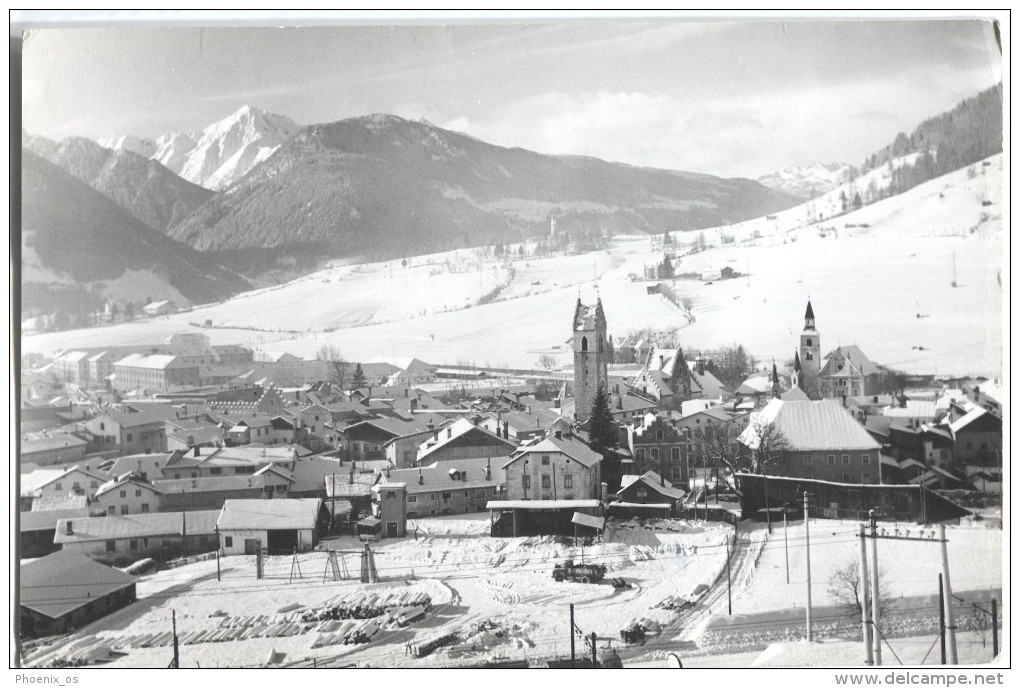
[98, 134, 158, 159]
[151, 105, 301, 190]
[756, 162, 850, 200]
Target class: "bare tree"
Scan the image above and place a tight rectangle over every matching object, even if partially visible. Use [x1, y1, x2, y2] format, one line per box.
[538, 354, 556, 371]
[317, 344, 349, 390]
[699, 422, 746, 480]
[827, 560, 895, 622]
[745, 419, 792, 474]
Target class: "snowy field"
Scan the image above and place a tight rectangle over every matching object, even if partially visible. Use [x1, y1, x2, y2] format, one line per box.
[24, 515, 733, 669]
[22, 156, 1003, 377]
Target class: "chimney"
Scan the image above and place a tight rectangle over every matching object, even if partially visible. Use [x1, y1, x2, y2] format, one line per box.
[418, 467, 424, 485]
[601, 482, 609, 502]
[503, 421, 509, 439]
[555, 430, 562, 439]
[553, 397, 560, 409]
[65, 521, 73, 535]
[616, 396, 623, 410]
[697, 358, 705, 376]
[447, 428, 452, 438]
[193, 445, 200, 457]
[404, 387, 409, 398]
[385, 465, 391, 478]
[659, 355, 664, 369]
[410, 398, 418, 411]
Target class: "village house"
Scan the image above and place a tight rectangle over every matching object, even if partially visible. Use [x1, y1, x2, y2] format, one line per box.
[417, 417, 518, 463]
[20, 552, 137, 638]
[949, 406, 1002, 468]
[83, 411, 168, 457]
[624, 414, 690, 485]
[502, 426, 603, 502]
[631, 348, 726, 412]
[381, 416, 454, 469]
[142, 300, 177, 317]
[20, 465, 106, 504]
[224, 414, 295, 446]
[340, 413, 448, 462]
[105, 451, 178, 483]
[611, 470, 687, 518]
[740, 399, 883, 484]
[217, 498, 327, 555]
[381, 457, 505, 518]
[19, 434, 88, 467]
[326, 470, 381, 523]
[53, 350, 91, 384]
[154, 464, 294, 510]
[112, 353, 201, 392]
[53, 510, 221, 563]
[93, 473, 162, 515]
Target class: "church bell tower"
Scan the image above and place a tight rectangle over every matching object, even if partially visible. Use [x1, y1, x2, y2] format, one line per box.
[573, 297, 608, 421]
[799, 300, 821, 396]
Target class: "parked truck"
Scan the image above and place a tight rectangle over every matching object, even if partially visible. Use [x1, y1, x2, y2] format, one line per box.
[552, 560, 607, 584]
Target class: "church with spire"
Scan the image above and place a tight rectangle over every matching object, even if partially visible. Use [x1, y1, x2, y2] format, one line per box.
[794, 298, 883, 400]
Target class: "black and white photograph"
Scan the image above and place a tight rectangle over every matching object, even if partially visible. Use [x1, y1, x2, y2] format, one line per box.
[11, 11, 1008, 674]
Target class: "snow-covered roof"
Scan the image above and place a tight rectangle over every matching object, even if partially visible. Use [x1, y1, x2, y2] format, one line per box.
[20, 465, 105, 497]
[54, 510, 221, 544]
[741, 399, 882, 452]
[20, 434, 88, 455]
[949, 407, 995, 435]
[217, 498, 322, 531]
[384, 457, 503, 494]
[20, 552, 137, 620]
[505, 431, 602, 468]
[418, 417, 515, 460]
[486, 499, 600, 510]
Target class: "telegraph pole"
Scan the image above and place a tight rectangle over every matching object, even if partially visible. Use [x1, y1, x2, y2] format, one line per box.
[784, 510, 790, 584]
[171, 609, 180, 668]
[869, 510, 882, 665]
[569, 604, 576, 665]
[992, 599, 998, 659]
[725, 539, 732, 615]
[804, 492, 813, 641]
[939, 575, 947, 664]
[859, 524, 873, 665]
[939, 524, 958, 663]
[590, 632, 597, 667]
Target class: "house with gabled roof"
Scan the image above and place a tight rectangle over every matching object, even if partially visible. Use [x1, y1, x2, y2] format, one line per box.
[340, 413, 449, 462]
[54, 510, 221, 562]
[417, 417, 517, 464]
[82, 411, 168, 457]
[216, 498, 326, 555]
[613, 470, 687, 517]
[19, 434, 88, 467]
[740, 399, 883, 484]
[94, 473, 162, 516]
[948, 407, 1001, 469]
[381, 457, 505, 518]
[20, 464, 107, 502]
[502, 426, 602, 502]
[20, 552, 137, 637]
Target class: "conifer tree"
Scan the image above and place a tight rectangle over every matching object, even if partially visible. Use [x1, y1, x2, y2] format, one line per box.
[588, 385, 617, 456]
[351, 363, 368, 389]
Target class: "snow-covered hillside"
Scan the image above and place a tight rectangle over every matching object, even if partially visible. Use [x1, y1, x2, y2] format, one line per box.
[22, 155, 1003, 377]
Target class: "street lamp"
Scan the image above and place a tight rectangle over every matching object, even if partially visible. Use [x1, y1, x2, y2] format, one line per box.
[523, 459, 529, 500]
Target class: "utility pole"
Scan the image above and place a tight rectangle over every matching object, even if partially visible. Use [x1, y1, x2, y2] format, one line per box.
[804, 492, 813, 642]
[569, 604, 576, 666]
[992, 598, 998, 659]
[870, 510, 882, 665]
[725, 539, 732, 615]
[859, 524, 873, 665]
[939, 575, 947, 665]
[939, 524, 958, 664]
[590, 632, 597, 667]
[171, 609, 180, 668]
[331, 472, 336, 533]
[784, 510, 790, 584]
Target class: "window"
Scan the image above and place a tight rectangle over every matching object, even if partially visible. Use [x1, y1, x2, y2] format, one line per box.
[863, 472, 871, 482]
[842, 472, 851, 482]
[656, 430, 664, 440]
[108, 506, 116, 515]
[842, 455, 850, 464]
[441, 492, 451, 501]
[862, 454, 870, 464]
[126, 433, 133, 442]
[430, 494, 436, 501]
[827, 454, 835, 465]
[803, 456, 812, 466]
[541, 455, 550, 466]
[672, 447, 681, 461]
[174, 473, 181, 479]
[225, 536, 233, 548]
[563, 474, 573, 489]
[651, 448, 659, 460]
[120, 505, 129, 515]
[120, 490, 127, 498]
[135, 489, 142, 497]
[541, 475, 551, 489]
[276, 484, 287, 492]
[54, 482, 63, 490]
[430, 509, 436, 516]
[407, 495, 417, 503]
[636, 487, 647, 498]
[408, 512, 418, 519]
[464, 490, 469, 497]
[636, 448, 646, 460]
[106, 541, 116, 552]
[141, 503, 150, 513]
[130, 539, 138, 551]
[210, 467, 222, 475]
[73, 481, 81, 490]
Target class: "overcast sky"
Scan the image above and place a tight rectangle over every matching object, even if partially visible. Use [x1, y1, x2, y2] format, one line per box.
[20, 18, 1002, 178]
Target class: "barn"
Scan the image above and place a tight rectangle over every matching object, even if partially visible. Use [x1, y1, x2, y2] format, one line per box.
[20, 551, 136, 638]
[216, 498, 327, 555]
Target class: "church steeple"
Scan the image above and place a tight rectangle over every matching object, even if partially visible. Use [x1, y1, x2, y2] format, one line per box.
[771, 360, 782, 398]
[804, 300, 816, 331]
